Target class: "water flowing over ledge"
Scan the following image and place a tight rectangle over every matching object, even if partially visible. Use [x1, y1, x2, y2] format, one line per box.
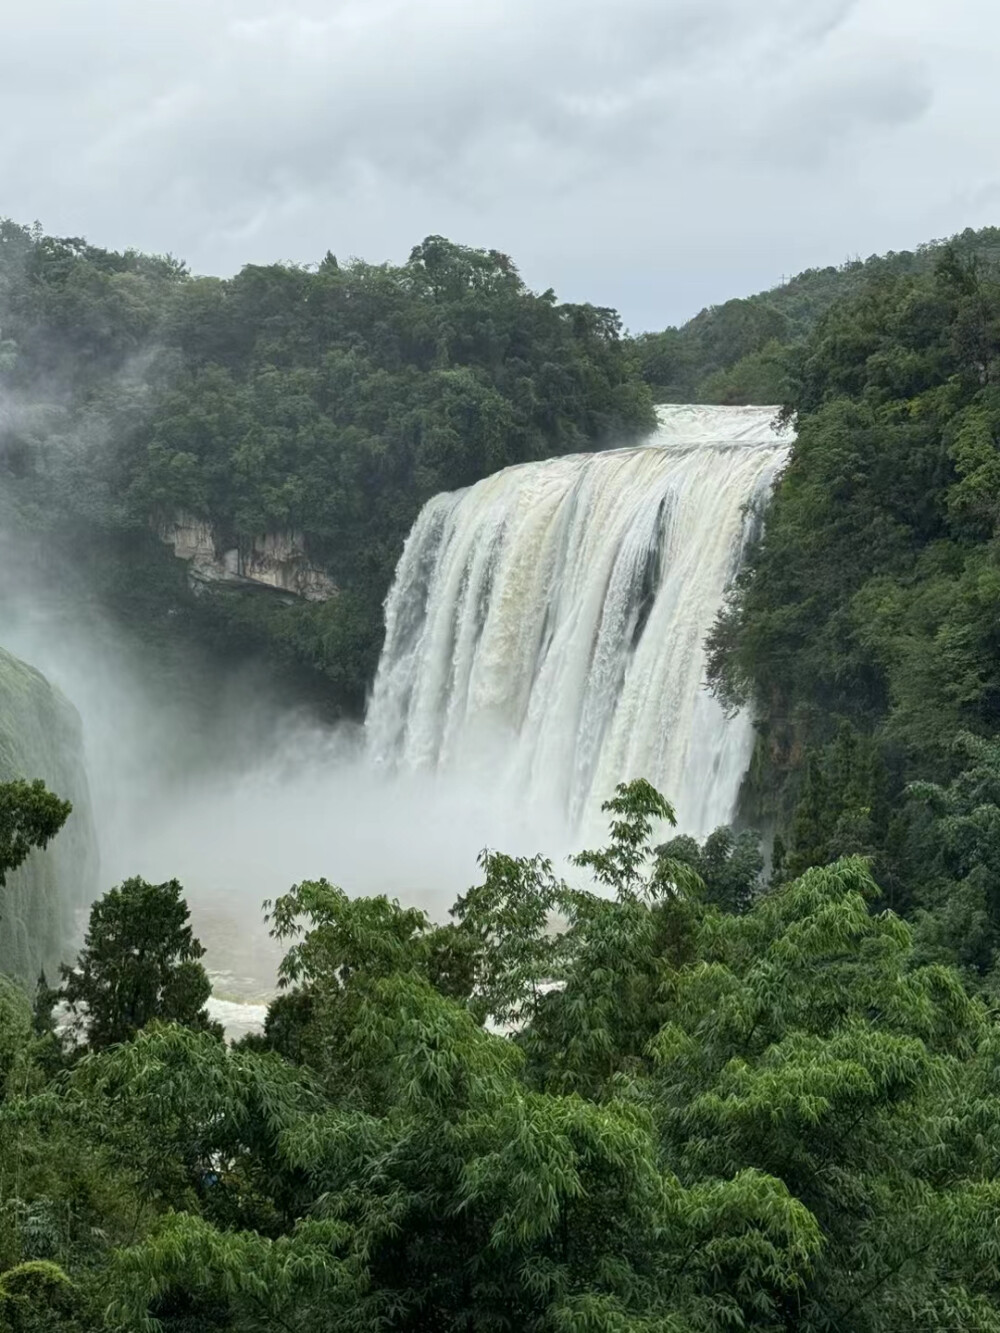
[366, 404, 793, 839]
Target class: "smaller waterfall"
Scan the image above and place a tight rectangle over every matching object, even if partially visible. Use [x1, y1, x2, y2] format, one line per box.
[369, 404, 792, 837]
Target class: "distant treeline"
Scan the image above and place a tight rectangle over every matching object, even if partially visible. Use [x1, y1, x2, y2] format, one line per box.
[631, 225, 1000, 404]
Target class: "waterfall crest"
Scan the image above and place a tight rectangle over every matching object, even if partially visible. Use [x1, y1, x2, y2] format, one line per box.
[366, 405, 792, 838]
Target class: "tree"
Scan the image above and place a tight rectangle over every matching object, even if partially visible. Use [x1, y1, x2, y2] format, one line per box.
[60, 878, 219, 1049]
[0, 1261, 83, 1333]
[0, 781, 70, 887]
[905, 732, 1000, 980]
[657, 824, 764, 914]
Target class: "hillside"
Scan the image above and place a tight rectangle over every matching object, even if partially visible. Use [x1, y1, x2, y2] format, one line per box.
[632, 225, 1000, 405]
[707, 234, 1000, 985]
[0, 222, 654, 712]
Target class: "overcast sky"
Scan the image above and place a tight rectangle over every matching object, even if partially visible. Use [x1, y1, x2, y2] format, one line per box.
[1, 0, 997, 330]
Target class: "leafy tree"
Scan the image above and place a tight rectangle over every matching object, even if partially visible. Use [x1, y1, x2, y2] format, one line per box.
[450, 849, 567, 1029]
[571, 777, 681, 899]
[0, 1260, 83, 1333]
[0, 781, 70, 887]
[59, 878, 219, 1049]
[657, 823, 764, 913]
[904, 731, 1000, 980]
[71, 1023, 317, 1241]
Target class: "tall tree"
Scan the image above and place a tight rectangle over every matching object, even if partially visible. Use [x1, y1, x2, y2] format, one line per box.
[0, 780, 70, 887]
[60, 877, 219, 1049]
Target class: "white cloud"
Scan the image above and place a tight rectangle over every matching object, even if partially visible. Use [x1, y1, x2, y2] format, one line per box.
[0, 0, 996, 327]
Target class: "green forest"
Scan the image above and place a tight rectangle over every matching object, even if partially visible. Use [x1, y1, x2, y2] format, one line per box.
[710, 237, 1000, 995]
[0, 220, 653, 712]
[5, 777, 1000, 1332]
[7, 218, 1000, 1328]
[632, 225, 1000, 405]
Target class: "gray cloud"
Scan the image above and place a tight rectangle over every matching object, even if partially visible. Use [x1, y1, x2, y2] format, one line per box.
[0, 0, 996, 327]
[756, 56, 933, 167]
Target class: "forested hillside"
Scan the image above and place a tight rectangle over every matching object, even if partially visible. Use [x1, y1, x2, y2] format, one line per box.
[8, 210, 1000, 1329]
[633, 225, 1000, 405]
[709, 238, 1000, 987]
[3, 779, 1000, 1332]
[0, 221, 654, 710]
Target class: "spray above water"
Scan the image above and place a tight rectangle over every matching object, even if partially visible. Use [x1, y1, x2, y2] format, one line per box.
[0, 405, 790, 1008]
[367, 404, 791, 839]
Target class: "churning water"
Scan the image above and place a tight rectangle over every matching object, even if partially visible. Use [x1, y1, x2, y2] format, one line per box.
[367, 404, 791, 840]
[0, 404, 791, 1023]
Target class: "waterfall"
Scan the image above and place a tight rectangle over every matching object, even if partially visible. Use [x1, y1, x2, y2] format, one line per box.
[366, 405, 791, 838]
[367, 404, 791, 839]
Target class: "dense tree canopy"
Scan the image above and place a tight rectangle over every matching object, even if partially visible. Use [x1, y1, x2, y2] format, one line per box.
[0, 781, 997, 1330]
[706, 235, 1000, 995]
[0, 221, 654, 710]
[632, 225, 1000, 405]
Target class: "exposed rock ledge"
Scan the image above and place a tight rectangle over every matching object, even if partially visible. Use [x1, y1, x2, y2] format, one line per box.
[160, 514, 337, 602]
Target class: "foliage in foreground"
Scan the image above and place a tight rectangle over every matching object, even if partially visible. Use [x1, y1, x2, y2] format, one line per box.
[1, 781, 999, 1331]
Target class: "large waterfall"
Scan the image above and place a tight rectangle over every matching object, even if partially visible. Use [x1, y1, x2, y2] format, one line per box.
[0, 402, 791, 1027]
[367, 404, 791, 838]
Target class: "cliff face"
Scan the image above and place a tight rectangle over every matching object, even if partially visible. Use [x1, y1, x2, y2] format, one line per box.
[0, 647, 98, 982]
[159, 515, 337, 602]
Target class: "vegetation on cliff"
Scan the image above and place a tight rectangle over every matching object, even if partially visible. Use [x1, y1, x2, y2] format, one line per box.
[0, 221, 654, 710]
[0, 648, 96, 980]
[708, 236, 1000, 992]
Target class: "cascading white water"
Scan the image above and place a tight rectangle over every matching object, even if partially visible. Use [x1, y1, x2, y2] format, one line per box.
[0, 401, 790, 1027]
[366, 404, 792, 839]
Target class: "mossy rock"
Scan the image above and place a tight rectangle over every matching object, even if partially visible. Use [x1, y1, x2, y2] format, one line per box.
[0, 649, 98, 981]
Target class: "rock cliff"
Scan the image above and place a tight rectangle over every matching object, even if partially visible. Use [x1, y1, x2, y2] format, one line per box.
[159, 516, 337, 602]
